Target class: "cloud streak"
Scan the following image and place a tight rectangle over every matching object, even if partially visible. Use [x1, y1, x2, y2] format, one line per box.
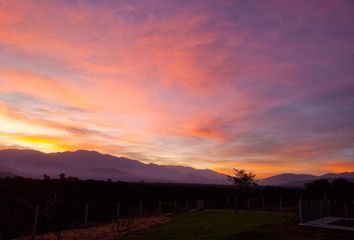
[0, 0, 353, 177]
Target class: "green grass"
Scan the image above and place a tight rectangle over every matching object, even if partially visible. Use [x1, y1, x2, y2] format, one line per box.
[121, 210, 295, 240]
[232, 222, 354, 240]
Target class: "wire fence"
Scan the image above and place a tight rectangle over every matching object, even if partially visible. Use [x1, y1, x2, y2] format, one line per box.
[299, 200, 354, 223]
[0, 195, 302, 240]
[1, 199, 204, 240]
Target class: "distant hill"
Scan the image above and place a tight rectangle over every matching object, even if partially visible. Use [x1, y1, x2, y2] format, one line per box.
[0, 149, 229, 184]
[260, 172, 354, 187]
[0, 162, 24, 178]
[0, 172, 17, 178]
[2, 149, 353, 186]
[259, 173, 318, 186]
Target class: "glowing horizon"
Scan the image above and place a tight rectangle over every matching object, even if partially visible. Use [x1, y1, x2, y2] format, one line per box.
[0, 0, 354, 178]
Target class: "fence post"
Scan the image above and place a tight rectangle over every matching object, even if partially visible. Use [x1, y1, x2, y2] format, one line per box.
[298, 201, 303, 224]
[310, 201, 314, 220]
[279, 196, 282, 211]
[328, 199, 331, 217]
[262, 197, 265, 210]
[174, 200, 177, 213]
[234, 197, 238, 212]
[84, 204, 89, 226]
[158, 201, 162, 214]
[139, 201, 143, 216]
[32, 205, 39, 238]
[247, 197, 250, 211]
[116, 202, 120, 220]
[344, 203, 348, 219]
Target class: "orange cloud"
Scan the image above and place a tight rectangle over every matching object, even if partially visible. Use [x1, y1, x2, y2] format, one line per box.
[321, 160, 354, 173]
[0, 0, 353, 177]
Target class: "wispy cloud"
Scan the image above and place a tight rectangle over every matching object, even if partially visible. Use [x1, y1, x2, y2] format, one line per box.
[0, 0, 353, 176]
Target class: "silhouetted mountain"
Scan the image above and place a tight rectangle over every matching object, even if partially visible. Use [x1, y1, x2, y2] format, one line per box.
[0, 162, 24, 177]
[3, 149, 352, 186]
[0, 172, 17, 178]
[321, 172, 354, 179]
[0, 149, 229, 184]
[259, 173, 318, 186]
[260, 172, 354, 186]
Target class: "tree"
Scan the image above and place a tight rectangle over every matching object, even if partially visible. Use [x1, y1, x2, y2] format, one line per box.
[67, 176, 79, 182]
[43, 174, 51, 181]
[59, 173, 66, 180]
[332, 178, 352, 196]
[228, 169, 257, 189]
[305, 179, 330, 194]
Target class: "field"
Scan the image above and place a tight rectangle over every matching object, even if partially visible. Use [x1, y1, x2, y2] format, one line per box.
[2, 177, 354, 240]
[121, 210, 354, 240]
[13, 209, 354, 240]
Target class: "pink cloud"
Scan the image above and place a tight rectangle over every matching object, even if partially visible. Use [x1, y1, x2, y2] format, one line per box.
[0, 0, 353, 176]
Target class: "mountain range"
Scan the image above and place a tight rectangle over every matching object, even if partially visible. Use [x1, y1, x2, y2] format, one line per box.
[0, 149, 353, 186]
[259, 172, 354, 186]
[0, 149, 229, 184]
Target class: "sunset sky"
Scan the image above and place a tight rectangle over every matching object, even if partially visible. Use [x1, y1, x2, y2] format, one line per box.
[0, 0, 354, 177]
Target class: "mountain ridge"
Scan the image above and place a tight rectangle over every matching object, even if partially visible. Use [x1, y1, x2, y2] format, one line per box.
[1, 149, 353, 186]
[0, 149, 229, 184]
[259, 172, 354, 186]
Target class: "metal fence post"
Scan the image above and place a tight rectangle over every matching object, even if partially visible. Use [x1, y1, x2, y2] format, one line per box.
[234, 196, 238, 212]
[344, 203, 348, 219]
[32, 205, 39, 238]
[84, 204, 89, 226]
[158, 201, 162, 214]
[298, 201, 303, 224]
[116, 202, 120, 220]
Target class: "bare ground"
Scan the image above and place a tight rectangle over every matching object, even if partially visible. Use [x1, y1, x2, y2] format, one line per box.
[17, 216, 169, 240]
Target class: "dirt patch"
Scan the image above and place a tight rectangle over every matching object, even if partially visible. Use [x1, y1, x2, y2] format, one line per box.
[17, 216, 169, 240]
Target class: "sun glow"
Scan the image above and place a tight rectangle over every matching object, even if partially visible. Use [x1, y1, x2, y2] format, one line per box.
[0, 0, 353, 175]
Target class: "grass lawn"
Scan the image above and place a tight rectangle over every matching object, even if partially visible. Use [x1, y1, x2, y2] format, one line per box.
[233, 222, 354, 240]
[121, 210, 295, 240]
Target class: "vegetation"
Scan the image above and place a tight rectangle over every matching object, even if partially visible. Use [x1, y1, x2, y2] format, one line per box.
[305, 177, 354, 197]
[233, 221, 354, 240]
[121, 210, 295, 240]
[1, 176, 354, 239]
[228, 169, 257, 189]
